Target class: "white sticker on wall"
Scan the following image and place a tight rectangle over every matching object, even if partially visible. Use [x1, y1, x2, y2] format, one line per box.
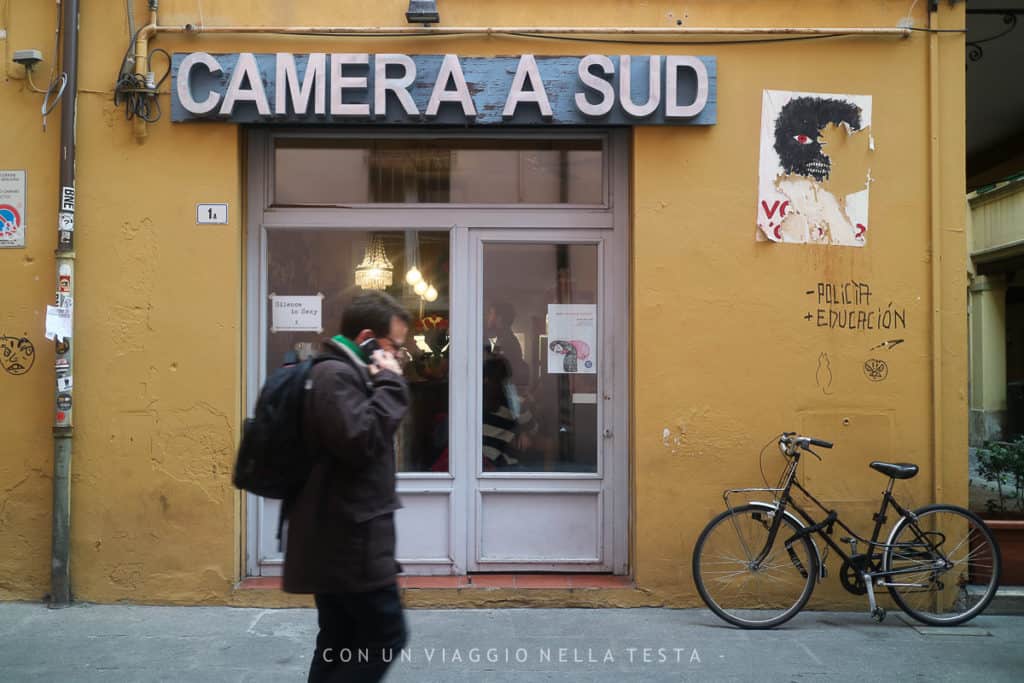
[270, 293, 324, 333]
[0, 170, 27, 248]
[547, 304, 597, 374]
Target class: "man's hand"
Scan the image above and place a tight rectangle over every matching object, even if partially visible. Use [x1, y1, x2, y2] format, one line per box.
[369, 349, 403, 376]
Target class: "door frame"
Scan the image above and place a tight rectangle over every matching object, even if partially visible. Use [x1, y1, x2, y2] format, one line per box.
[244, 128, 630, 577]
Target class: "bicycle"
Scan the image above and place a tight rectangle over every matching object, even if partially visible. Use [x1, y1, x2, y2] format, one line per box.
[691, 432, 1002, 629]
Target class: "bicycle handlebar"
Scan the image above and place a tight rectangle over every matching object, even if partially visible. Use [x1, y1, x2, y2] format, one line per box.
[779, 433, 834, 455]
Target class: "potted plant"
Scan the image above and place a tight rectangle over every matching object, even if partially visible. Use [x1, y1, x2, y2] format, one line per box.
[972, 436, 1024, 585]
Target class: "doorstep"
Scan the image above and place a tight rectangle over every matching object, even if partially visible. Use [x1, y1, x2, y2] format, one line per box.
[237, 574, 633, 590]
[968, 585, 1024, 615]
[233, 574, 655, 609]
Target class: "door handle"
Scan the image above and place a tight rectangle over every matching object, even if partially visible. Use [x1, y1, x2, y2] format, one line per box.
[603, 429, 613, 439]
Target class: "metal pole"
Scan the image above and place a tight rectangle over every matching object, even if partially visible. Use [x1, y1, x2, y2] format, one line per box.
[50, 0, 80, 609]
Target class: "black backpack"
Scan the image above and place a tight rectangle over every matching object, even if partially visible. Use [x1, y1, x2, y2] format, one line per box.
[232, 355, 334, 500]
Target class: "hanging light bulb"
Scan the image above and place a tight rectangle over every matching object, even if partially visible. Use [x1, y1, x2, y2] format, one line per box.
[424, 285, 438, 302]
[414, 279, 429, 296]
[405, 266, 422, 285]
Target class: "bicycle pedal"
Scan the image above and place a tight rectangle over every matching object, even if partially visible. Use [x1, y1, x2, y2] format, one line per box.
[871, 607, 886, 623]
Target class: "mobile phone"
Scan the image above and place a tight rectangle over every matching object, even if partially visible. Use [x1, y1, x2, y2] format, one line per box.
[359, 338, 382, 357]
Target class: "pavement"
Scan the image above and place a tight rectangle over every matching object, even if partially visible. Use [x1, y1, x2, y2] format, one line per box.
[1, 603, 1023, 682]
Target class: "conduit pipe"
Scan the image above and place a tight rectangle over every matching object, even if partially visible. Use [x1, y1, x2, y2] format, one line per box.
[132, 4, 158, 139]
[928, 5, 944, 506]
[154, 25, 913, 37]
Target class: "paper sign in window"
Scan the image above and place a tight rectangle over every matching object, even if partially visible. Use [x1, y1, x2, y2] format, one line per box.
[270, 293, 324, 333]
[547, 304, 597, 374]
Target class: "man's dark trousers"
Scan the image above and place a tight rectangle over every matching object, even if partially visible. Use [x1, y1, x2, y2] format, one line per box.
[307, 583, 408, 682]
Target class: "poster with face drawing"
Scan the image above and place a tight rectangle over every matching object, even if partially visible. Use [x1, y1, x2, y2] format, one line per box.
[547, 304, 596, 374]
[756, 90, 872, 247]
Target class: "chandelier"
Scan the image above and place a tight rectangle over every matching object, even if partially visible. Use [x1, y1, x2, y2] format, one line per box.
[355, 236, 394, 290]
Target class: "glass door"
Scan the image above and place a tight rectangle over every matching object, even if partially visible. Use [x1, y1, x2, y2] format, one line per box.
[467, 231, 614, 571]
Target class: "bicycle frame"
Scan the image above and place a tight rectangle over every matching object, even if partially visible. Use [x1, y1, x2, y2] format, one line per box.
[723, 450, 954, 616]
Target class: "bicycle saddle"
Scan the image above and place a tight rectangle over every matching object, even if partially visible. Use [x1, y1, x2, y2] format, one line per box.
[869, 461, 918, 479]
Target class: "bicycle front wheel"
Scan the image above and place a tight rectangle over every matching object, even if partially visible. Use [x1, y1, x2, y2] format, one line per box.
[692, 504, 818, 629]
[884, 504, 1001, 626]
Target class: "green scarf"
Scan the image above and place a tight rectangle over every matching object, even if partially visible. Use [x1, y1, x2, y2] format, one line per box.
[332, 334, 368, 363]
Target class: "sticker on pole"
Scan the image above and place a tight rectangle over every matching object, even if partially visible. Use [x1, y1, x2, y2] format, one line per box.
[0, 170, 26, 248]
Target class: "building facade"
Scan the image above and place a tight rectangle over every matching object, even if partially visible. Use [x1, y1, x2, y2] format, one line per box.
[0, 1, 967, 608]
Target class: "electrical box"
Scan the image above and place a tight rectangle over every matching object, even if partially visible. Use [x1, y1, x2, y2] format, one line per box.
[13, 49, 43, 68]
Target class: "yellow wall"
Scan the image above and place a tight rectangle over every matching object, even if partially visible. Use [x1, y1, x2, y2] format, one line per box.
[0, 0, 965, 607]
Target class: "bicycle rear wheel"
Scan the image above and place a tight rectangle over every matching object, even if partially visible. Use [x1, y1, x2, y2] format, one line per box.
[692, 504, 818, 629]
[884, 504, 1001, 626]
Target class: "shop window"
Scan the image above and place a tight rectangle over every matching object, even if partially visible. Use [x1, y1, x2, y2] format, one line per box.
[481, 243, 599, 473]
[273, 138, 604, 206]
[266, 229, 451, 473]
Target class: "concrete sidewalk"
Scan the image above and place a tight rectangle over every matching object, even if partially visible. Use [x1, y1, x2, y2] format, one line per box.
[1, 603, 1022, 682]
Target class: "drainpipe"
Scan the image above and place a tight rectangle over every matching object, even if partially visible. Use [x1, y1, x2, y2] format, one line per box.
[927, 3, 943, 508]
[50, 0, 80, 609]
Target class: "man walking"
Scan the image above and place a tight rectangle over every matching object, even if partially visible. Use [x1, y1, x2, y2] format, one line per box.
[283, 291, 412, 682]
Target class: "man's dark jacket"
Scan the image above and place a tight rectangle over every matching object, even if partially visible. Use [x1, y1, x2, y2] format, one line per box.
[282, 337, 409, 594]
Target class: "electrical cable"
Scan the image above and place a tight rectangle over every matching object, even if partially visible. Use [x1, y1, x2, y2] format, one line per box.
[40, 0, 66, 129]
[126, 0, 136, 42]
[505, 32, 853, 47]
[759, 432, 784, 489]
[25, 67, 47, 94]
[188, 26, 963, 45]
[113, 35, 171, 123]
[41, 71, 67, 116]
[906, 26, 966, 33]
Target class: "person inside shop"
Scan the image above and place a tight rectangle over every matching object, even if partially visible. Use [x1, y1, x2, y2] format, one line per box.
[482, 347, 539, 470]
[484, 299, 529, 387]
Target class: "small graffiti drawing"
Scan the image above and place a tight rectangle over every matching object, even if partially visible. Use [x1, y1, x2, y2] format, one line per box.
[550, 340, 579, 373]
[0, 336, 35, 375]
[815, 352, 834, 395]
[869, 339, 905, 351]
[864, 358, 889, 382]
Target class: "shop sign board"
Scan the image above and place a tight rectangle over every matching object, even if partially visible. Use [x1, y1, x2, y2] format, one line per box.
[171, 53, 716, 125]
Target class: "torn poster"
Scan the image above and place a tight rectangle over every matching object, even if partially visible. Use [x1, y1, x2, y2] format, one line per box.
[757, 90, 872, 246]
[45, 305, 72, 342]
[547, 304, 596, 374]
